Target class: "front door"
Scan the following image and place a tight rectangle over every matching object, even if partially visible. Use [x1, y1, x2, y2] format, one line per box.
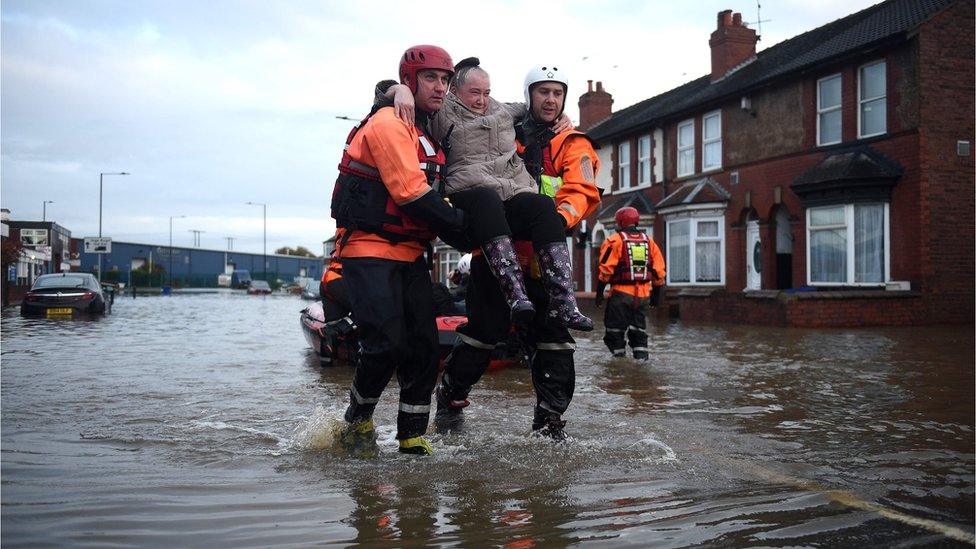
[746, 220, 761, 290]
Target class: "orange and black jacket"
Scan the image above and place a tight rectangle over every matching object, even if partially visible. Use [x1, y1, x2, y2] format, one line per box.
[516, 129, 602, 229]
[598, 230, 666, 298]
[512, 129, 602, 271]
[332, 107, 463, 262]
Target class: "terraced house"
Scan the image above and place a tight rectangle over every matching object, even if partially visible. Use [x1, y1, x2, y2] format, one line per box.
[578, 0, 974, 326]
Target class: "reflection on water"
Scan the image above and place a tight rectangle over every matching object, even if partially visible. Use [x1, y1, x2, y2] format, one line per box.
[2, 292, 973, 546]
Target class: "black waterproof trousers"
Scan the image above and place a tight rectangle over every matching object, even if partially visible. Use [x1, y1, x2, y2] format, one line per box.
[449, 188, 564, 247]
[602, 290, 649, 359]
[441, 253, 576, 427]
[341, 257, 440, 440]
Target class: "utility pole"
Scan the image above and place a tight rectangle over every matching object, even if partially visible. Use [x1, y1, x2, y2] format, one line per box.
[168, 215, 185, 288]
[224, 236, 235, 250]
[97, 171, 129, 282]
[188, 229, 205, 247]
[245, 202, 267, 281]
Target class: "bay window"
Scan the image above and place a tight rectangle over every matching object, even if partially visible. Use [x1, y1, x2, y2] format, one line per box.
[667, 217, 725, 285]
[807, 203, 888, 285]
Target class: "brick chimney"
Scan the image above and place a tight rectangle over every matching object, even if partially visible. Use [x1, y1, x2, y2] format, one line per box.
[709, 10, 758, 82]
[578, 80, 613, 131]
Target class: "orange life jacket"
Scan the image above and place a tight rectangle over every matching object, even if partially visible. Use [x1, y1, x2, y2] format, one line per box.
[330, 113, 446, 244]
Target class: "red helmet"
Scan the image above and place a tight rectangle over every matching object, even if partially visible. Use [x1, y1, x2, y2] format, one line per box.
[615, 207, 640, 229]
[399, 45, 454, 93]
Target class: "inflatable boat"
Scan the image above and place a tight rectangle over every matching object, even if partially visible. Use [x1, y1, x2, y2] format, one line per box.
[300, 301, 521, 370]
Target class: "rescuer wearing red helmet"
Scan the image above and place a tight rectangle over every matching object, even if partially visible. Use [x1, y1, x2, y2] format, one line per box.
[595, 206, 666, 360]
[434, 64, 602, 441]
[329, 44, 469, 456]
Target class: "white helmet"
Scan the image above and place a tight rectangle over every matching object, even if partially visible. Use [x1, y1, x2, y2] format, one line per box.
[523, 64, 569, 109]
[456, 253, 472, 275]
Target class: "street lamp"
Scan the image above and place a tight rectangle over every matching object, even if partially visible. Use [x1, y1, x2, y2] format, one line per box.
[98, 171, 129, 281]
[245, 202, 266, 280]
[42, 200, 54, 222]
[169, 215, 185, 287]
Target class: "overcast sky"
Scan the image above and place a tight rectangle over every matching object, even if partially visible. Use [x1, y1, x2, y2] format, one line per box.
[1, 0, 881, 255]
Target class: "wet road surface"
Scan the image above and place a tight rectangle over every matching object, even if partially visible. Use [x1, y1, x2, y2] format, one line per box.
[2, 292, 973, 546]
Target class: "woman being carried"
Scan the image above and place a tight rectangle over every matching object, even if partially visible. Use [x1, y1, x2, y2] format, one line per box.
[382, 58, 591, 331]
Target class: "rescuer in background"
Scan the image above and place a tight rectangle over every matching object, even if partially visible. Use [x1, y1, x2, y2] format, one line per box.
[595, 207, 666, 360]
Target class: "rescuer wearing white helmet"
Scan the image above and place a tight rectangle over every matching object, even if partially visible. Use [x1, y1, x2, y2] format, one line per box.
[435, 63, 603, 442]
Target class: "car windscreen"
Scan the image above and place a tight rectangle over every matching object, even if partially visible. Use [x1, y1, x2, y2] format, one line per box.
[252, 281, 270, 289]
[33, 276, 92, 289]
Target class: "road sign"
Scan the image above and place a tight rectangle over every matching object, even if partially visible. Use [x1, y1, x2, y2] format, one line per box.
[84, 237, 112, 254]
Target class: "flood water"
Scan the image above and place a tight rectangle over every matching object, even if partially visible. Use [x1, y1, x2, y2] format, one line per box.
[2, 291, 973, 547]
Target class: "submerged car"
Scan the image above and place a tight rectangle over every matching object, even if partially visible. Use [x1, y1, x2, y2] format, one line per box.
[247, 280, 272, 295]
[21, 273, 113, 317]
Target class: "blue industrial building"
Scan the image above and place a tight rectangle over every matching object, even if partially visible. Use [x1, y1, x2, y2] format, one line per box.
[74, 238, 324, 287]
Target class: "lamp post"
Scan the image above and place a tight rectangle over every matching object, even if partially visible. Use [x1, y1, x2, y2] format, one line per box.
[169, 215, 185, 287]
[98, 171, 129, 282]
[245, 202, 266, 281]
[42, 200, 54, 222]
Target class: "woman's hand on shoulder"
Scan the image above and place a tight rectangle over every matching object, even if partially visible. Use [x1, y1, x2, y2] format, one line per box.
[552, 113, 574, 133]
[390, 84, 415, 124]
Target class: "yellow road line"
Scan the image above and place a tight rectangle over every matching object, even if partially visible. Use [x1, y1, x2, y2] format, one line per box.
[731, 459, 975, 545]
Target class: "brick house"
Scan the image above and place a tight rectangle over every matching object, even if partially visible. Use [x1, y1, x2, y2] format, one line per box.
[579, 0, 974, 326]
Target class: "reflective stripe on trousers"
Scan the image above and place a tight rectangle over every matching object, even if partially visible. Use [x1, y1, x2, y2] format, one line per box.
[351, 384, 379, 405]
[399, 402, 430, 414]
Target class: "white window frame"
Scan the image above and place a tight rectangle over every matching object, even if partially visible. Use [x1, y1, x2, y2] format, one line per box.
[652, 128, 664, 183]
[817, 73, 842, 146]
[858, 60, 886, 139]
[805, 203, 890, 286]
[438, 250, 460, 285]
[617, 141, 631, 190]
[666, 216, 725, 286]
[637, 134, 652, 186]
[702, 110, 722, 171]
[677, 119, 695, 178]
[20, 228, 49, 246]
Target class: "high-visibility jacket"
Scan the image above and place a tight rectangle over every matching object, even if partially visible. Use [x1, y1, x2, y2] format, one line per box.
[517, 130, 602, 229]
[512, 129, 602, 273]
[331, 107, 446, 262]
[598, 229, 666, 298]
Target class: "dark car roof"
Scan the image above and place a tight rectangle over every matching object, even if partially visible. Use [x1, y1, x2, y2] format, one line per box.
[32, 273, 100, 290]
